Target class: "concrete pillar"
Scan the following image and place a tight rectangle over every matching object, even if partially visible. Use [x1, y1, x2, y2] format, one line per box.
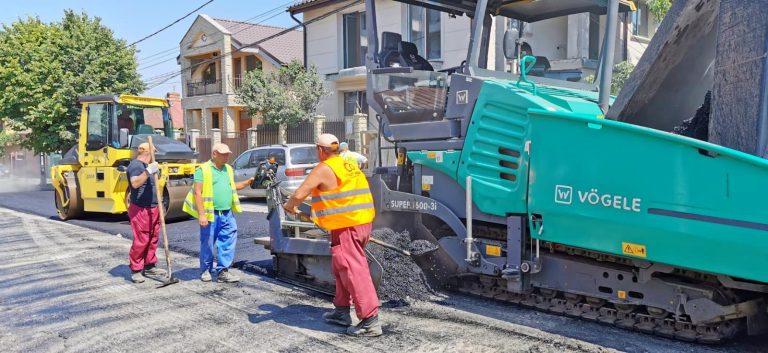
[223, 107, 236, 138]
[211, 128, 222, 146]
[221, 35, 233, 95]
[313, 114, 326, 141]
[278, 124, 287, 144]
[191, 109, 202, 131]
[201, 109, 210, 136]
[188, 129, 200, 150]
[247, 127, 258, 148]
[352, 113, 367, 152]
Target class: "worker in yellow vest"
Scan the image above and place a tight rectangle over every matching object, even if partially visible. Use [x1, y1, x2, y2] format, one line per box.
[283, 133, 381, 337]
[182, 143, 253, 283]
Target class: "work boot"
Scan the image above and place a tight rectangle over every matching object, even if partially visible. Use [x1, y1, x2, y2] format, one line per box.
[346, 315, 382, 337]
[322, 306, 352, 326]
[200, 271, 212, 282]
[217, 269, 240, 283]
[131, 271, 145, 283]
[143, 265, 167, 277]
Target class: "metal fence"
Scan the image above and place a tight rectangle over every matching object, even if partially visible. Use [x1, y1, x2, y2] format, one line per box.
[287, 121, 314, 144]
[192, 120, 349, 161]
[322, 121, 347, 140]
[221, 131, 249, 163]
[196, 136, 212, 162]
[255, 124, 279, 146]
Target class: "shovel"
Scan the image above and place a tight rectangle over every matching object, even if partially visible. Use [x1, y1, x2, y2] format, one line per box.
[291, 210, 414, 257]
[148, 136, 180, 288]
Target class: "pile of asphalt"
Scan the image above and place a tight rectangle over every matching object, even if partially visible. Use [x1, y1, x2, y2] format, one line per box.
[409, 239, 439, 255]
[369, 228, 440, 306]
[673, 90, 711, 141]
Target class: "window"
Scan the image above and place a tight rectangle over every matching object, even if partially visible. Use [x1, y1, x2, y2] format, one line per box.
[588, 13, 600, 60]
[202, 63, 217, 83]
[343, 12, 367, 68]
[408, 5, 441, 60]
[233, 151, 252, 170]
[246, 55, 262, 72]
[632, 3, 649, 37]
[211, 111, 220, 129]
[250, 149, 269, 166]
[267, 148, 286, 165]
[289, 146, 319, 165]
[85, 103, 112, 150]
[343, 91, 368, 116]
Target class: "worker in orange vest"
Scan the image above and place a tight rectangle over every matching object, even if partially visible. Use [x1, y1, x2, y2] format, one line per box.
[283, 133, 381, 337]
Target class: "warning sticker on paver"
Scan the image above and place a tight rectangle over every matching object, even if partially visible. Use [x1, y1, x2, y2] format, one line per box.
[485, 245, 501, 257]
[622, 242, 647, 258]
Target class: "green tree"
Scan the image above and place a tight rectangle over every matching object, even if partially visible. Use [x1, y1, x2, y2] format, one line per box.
[236, 60, 326, 126]
[0, 129, 18, 158]
[647, 0, 672, 21]
[585, 61, 636, 95]
[0, 11, 145, 154]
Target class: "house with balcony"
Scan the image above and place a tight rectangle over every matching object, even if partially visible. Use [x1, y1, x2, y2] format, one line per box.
[179, 15, 303, 140]
[288, 0, 657, 126]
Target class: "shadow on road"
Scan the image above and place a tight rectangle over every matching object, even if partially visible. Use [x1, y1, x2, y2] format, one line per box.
[108, 264, 132, 283]
[248, 303, 343, 334]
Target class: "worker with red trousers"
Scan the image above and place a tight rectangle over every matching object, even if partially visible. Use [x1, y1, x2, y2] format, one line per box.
[127, 142, 166, 283]
[283, 133, 381, 337]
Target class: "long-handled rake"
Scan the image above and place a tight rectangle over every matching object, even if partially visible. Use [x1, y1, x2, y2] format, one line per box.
[147, 136, 179, 288]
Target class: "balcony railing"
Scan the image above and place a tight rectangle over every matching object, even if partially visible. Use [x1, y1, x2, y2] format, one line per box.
[233, 74, 243, 90]
[187, 79, 222, 97]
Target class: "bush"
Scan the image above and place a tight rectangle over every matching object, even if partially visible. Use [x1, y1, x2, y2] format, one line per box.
[584, 61, 636, 95]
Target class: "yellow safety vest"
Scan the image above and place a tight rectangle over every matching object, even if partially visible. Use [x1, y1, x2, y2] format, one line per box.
[182, 161, 242, 221]
[310, 155, 375, 230]
[340, 151, 358, 165]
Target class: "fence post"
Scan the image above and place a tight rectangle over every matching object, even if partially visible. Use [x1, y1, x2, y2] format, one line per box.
[352, 113, 367, 152]
[314, 114, 326, 141]
[278, 124, 287, 144]
[212, 128, 222, 146]
[247, 127, 258, 148]
[188, 129, 200, 150]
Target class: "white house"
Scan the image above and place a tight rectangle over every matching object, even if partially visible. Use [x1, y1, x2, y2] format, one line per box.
[288, 0, 658, 126]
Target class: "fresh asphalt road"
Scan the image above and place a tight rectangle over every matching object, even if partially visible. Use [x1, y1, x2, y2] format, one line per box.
[0, 187, 274, 269]
[0, 187, 766, 352]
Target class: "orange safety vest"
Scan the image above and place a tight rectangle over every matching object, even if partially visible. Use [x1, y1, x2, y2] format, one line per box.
[310, 155, 375, 230]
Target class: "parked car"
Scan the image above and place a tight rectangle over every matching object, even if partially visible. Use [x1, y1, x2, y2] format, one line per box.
[232, 144, 319, 198]
[0, 163, 9, 178]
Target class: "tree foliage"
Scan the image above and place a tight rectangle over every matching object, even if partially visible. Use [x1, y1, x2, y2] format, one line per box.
[0, 128, 18, 158]
[585, 61, 636, 96]
[236, 60, 326, 126]
[647, 0, 673, 22]
[0, 11, 145, 154]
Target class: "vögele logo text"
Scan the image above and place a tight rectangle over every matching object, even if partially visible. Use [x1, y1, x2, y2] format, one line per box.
[555, 185, 642, 212]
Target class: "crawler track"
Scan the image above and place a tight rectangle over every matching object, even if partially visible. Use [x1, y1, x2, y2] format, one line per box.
[456, 275, 742, 344]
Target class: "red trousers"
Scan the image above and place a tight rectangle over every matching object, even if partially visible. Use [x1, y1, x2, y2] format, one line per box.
[128, 204, 160, 272]
[330, 223, 379, 320]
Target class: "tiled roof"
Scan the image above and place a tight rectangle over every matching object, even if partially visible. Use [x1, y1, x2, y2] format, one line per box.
[288, 0, 341, 13]
[211, 18, 303, 65]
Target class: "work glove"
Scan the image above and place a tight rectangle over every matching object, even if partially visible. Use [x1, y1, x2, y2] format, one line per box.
[146, 162, 159, 175]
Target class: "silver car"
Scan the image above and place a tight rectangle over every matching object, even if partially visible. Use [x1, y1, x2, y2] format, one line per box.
[232, 144, 319, 198]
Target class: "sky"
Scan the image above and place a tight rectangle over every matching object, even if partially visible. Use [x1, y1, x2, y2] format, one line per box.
[0, 0, 301, 97]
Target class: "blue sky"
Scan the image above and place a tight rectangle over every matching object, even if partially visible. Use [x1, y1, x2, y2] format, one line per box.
[0, 0, 301, 97]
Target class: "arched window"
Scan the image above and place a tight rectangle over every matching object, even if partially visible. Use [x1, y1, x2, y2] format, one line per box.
[202, 63, 217, 83]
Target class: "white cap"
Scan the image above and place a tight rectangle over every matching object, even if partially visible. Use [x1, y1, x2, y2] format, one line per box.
[316, 133, 339, 149]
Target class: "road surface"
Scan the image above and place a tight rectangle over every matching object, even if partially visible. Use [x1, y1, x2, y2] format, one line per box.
[0, 189, 765, 352]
